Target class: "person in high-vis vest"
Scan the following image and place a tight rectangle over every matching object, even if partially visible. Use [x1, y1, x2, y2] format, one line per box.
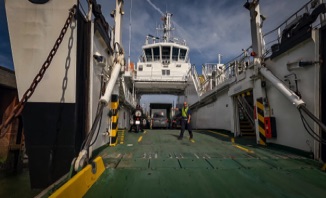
[178, 101, 194, 142]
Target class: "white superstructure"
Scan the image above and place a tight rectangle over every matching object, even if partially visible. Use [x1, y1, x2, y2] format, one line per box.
[185, 0, 326, 162]
[134, 13, 191, 95]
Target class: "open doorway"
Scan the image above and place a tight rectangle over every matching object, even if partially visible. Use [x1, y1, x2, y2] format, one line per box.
[236, 90, 255, 137]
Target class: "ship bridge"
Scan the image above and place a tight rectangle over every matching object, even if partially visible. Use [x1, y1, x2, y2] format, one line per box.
[129, 12, 191, 95]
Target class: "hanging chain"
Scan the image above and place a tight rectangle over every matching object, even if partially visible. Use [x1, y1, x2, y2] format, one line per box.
[0, 5, 77, 138]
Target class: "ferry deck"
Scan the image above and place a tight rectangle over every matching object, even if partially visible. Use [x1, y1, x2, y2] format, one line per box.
[43, 129, 326, 198]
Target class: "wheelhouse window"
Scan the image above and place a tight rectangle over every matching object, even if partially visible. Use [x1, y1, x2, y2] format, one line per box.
[172, 47, 179, 61]
[138, 65, 143, 71]
[153, 47, 160, 61]
[180, 49, 187, 60]
[144, 48, 152, 62]
[162, 46, 170, 61]
[162, 69, 170, 75]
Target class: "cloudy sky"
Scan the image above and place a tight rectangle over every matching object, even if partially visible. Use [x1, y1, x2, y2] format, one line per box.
[100, 0, 309, 69]
[0, 0, 309, 72]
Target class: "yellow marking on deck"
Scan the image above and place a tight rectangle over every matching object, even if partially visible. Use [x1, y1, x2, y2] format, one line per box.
[118, 130, 125, 144]
[137, 130, 148, 142]
[208, 130, 229, 137]
[322, 163, 326, 171]
[49, 157, 105, 198]
[233, 145, 254, 154]
[231, 137, 235, 143]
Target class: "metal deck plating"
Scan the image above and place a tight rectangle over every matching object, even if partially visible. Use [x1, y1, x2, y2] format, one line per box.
[82, 129, 326, 197]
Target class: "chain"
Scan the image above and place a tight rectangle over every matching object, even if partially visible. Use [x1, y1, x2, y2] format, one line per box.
[0, 5, 77, 138]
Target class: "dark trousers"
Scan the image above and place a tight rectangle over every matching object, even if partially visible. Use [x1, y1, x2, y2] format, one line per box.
[179, 119, 193, 138]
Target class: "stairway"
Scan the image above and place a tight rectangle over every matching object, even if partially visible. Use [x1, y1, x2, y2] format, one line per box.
[237, 95, 255, 136]
[239, 118, 255, 136]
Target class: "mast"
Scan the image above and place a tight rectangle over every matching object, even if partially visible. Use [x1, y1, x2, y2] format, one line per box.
[128, 0, 133, 70]
[100, 0, 124, 104]
[114, 0, 124, 44]
[244, 0, 264, 62]
[157, 12, 174, 42]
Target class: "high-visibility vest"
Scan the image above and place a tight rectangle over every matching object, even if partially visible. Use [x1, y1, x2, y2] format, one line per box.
[182, 107, 188, 117]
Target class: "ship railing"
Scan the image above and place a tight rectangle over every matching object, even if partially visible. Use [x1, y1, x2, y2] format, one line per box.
[145, 37, 186, 45]
[134, 74, 188, 81]
[201, 65, 208, 80]
[214, 65, 227, 86]
[190, 65, 203, 95]
[168, 39, 187, 46]
[262, 0, 323, 58]
[199, 63, 217, 92]
[145, 36, 187, 45]
[201, 63, 228, 87]
[125, 88, 137, 106]
[197, 48, 253, 95]
[201, 79, 212, 93]
[197, 76, 213, 93]
[198, 66, 214, 93]
[223, 46, 253, 76]
[121, 77, 137, 106]
[125, 91, 136, 106]
[202, 63, 217, 77]
[138, 56, 189, 64]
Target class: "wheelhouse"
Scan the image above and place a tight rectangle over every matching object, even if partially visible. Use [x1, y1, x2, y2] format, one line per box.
[141, 44, 189, 64]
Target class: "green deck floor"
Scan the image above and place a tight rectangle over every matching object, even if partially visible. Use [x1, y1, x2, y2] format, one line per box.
[1, 129, 325, 198]
[84, 129, 326, 198]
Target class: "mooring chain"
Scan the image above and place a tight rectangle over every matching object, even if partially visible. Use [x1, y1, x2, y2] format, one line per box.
[0, 5, 77, 138]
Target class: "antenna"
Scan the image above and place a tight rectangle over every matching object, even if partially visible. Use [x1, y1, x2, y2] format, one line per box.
[165, 0, 168, 13]
[218, 54, 222, 64]
[156, 13, 174, 42]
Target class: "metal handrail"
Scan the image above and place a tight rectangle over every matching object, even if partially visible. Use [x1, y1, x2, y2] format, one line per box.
[237, 95, 255, 126]
[191, 65, 202, 95]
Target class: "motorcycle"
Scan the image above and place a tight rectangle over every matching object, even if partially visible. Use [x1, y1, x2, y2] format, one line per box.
[129, 109, 146, 133]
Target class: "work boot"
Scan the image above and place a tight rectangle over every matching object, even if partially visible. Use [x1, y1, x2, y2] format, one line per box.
[189, 138, 195, 143]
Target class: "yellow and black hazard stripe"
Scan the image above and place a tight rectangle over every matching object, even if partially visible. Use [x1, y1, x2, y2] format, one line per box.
[110, 94, 119, 146]
[256, 97, 266, 145]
